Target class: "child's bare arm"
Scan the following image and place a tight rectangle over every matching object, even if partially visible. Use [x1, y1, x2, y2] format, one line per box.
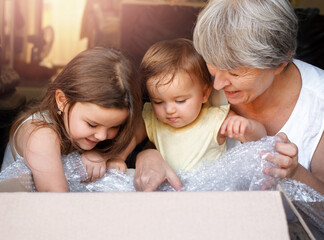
[219, 110, 267, 143]
[18, 122, 69, 192]
[107, 118, 148, 172]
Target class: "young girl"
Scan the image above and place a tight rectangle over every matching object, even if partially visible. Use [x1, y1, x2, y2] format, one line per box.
[110, 38, 267, 172]
[1, 47, 142, 191]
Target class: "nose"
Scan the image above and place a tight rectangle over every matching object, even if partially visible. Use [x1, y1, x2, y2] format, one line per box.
[211, 69, 231, 90]
[94, 128, 108, 141]
[165, 103, 176, 115]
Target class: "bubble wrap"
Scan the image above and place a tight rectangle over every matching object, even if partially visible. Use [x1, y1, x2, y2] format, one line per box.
[0, 136, 323, 234]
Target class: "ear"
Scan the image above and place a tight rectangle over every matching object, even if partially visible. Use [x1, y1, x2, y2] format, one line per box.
[274, 62, 289, 75]
[202, 84, 213, 103]
[55, 89, 67, 112]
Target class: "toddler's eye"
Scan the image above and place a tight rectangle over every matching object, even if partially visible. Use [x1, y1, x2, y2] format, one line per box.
[176, 99, 186, 103]
[87, 122, 96, 128]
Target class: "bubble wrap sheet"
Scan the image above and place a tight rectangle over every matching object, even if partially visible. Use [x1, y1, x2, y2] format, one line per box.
[0, 136, 323, 234]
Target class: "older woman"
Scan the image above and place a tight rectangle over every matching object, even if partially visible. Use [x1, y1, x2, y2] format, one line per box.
[134, 0, 324, 194]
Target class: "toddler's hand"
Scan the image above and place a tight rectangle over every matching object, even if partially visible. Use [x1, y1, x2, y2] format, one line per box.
[81, 150, 107, 182]
[220, 115, 251, 142]
[106, 158, 127, 173]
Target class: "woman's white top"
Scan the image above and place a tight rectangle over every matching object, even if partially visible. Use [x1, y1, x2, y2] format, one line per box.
[279, 59, 324, 170]
[226, 60, 324, 170]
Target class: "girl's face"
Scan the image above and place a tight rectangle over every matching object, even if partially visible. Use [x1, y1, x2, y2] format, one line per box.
[207, 64, 276, 105]
[64, 102, 128, 151]
[147, 71, 211, 128]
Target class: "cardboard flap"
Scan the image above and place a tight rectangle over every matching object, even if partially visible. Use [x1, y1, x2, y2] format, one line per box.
[0, 191, 290, 240]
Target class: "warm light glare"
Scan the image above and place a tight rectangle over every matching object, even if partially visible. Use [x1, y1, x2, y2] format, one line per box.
[42, 0, 87, 66]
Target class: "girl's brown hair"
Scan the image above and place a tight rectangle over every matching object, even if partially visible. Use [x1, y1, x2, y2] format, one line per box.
[10, 47, 142, 159]
[140, 38, 212, 99]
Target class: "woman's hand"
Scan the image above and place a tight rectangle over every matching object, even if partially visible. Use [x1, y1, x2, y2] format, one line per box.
[134, 149, 182, 191]
[263, 132, 298, 179]
[81, 150, 107, 182]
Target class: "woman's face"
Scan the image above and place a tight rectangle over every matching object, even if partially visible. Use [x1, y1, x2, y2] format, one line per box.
[207, 64, 276, 105]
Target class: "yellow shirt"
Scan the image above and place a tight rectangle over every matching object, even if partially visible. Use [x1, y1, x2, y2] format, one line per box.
[142, 102, 230, 171]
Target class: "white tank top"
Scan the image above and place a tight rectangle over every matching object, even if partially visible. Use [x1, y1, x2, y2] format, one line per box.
[225, 60, 324, 170]
[279, 59, 324, 170]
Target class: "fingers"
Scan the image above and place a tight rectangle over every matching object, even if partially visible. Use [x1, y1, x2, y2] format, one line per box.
[134, 166, 182, 192]
[83, 162, 107, 183]
[260, 176, 278, 190]
[107, 160, 127, 172]
[166, 169, 182, 191]
[263, 135, 298, 179]
[134, 168, 162, 192]
[221, 116, 248, 138]
[90, 166, 101, 182]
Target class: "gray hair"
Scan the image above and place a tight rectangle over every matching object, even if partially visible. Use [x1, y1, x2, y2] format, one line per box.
[193, 0, 298, 70]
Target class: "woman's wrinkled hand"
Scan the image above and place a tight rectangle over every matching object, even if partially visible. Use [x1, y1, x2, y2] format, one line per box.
[81, 150, 107, 183]
[134, 149, 182, 191]
[263, 132, 298, 179]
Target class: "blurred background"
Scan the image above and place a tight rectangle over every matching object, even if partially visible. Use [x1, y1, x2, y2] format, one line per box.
[0, 0, 323, 100]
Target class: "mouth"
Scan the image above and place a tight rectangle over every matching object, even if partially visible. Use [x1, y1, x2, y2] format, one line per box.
[85, 138, 98, 145]
[224, 90, 240, 97]
[167, 117, 179, 123]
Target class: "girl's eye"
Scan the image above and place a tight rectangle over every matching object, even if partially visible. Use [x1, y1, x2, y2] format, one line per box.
[153, 101, 162, 105]
[111, 125, 120, 129]
[87, 122, 97, 128]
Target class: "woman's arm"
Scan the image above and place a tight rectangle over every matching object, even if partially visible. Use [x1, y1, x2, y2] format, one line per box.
[134, 149, 182, 191]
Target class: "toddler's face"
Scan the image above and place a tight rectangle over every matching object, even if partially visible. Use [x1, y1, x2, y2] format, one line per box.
[63, 102, 129, 150]
[147, 71, 209, 128]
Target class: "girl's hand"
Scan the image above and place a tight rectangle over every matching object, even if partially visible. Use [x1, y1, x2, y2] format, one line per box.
[263, 132, 298, 179]
[134, 149, 182, 191]
[106, 158, 127, 172]
[81, 150, 107, 182]
[220, 115, 251, 142]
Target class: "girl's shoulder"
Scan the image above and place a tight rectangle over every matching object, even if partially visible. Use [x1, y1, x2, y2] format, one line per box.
[14, 118, 60, 158]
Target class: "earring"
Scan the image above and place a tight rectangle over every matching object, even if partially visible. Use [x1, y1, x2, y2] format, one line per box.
[57, 110, 62, 115]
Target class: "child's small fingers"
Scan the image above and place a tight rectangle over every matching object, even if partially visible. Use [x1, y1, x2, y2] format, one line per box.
[240, 123, 247, 136]
[220, 120, 228, 135]
[226, 120, 234, 137]
[232, 121, 240, 135]
[90, 167, 101, 182]
[85, 165, 92, 181]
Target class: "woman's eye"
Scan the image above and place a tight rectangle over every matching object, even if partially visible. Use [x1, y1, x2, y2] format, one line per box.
[229, 72, 239, 77]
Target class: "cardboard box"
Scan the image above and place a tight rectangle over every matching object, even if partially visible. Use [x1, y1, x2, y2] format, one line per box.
[0, 178, 315, 240]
